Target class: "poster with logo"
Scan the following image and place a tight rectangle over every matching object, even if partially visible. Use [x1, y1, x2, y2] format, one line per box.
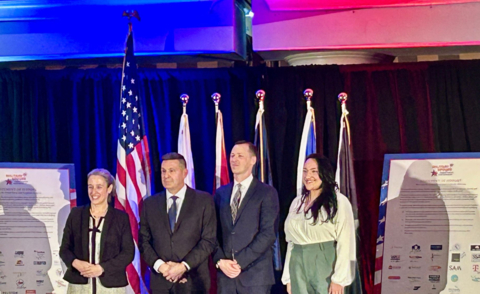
[0, 163, 75, 294]
[375, 153, 480, 294]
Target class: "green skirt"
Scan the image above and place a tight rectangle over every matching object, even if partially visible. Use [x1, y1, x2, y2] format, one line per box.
[290, 241, 336, 294]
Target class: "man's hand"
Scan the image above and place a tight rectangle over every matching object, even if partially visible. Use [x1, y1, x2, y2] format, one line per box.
[329, 282, 344, 294]
[158, 263, 171, 275]
[286, 283, 292, 294]
[218, 259, 241, 279]
[164, 262, 187, 282]
[81, 264, 104, 278]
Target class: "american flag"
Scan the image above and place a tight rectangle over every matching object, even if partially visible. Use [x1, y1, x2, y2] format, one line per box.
[115, 28, 151, 294]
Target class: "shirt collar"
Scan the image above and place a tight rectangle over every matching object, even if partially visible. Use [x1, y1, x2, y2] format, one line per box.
[166, 184, 187, 200]
[234, 174, 254, 190]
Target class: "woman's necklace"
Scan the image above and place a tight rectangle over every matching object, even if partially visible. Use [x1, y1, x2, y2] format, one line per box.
[90, 206, 108, 219]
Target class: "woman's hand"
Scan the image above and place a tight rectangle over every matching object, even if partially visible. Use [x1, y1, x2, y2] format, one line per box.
[72, 259, 91, 273]
[286, 283, 292, 294]
[329, 282, 344, 294]
[81, 264, 104, 278]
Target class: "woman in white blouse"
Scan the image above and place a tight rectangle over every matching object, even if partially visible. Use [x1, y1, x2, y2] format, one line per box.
[282, 154, 356, 294]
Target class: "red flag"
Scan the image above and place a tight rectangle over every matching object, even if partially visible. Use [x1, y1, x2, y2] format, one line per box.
[115, 28, 150, 294]
[210, 107, 229, 294]
[214, 110, 230, 193]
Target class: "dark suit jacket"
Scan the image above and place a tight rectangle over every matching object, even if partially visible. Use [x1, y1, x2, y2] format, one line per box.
[214, 178, 280, 288]
[59, 205, 134, 287]
[139, 187, 217, 292]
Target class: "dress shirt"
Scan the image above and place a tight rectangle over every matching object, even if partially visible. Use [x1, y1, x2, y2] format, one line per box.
[154, 184, 190, 273]
[281, 192, 356, 287]
[230, 174, 254, 207]
[166, 184, 187, 221]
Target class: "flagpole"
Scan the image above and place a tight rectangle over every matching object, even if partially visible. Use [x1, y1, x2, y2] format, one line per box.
[336, 91, 364, 294]
[255, 90, 265, 182]
[338, 92, 351, 145]
[120, 10, 140, 111]
[212, 92, 222, 191]
[117, 11, 149, 294]
[304, 88, 316, 135]
[181, 94, 189, 115]
[212, 92, 221, 120]
[122, 10, 141, 32]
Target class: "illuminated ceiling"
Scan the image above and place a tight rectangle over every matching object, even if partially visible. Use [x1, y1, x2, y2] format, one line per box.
[264, 0, 480, 10]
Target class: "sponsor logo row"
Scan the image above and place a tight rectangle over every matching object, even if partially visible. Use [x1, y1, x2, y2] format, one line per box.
[388, 274, 480, 283]
[390, 244, 480, 253]
[0, 260, 47, 266]
[390, 253, 480, 262]
[0, 250, 46, 259]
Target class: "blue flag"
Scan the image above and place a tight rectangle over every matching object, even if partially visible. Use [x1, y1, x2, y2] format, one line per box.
[297, 103, 316, 196]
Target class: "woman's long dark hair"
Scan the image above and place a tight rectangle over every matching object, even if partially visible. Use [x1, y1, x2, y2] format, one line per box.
[297, 154, 338, 225]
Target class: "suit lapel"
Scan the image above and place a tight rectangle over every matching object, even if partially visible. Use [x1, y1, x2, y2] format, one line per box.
[157, 192, 171, 235]
[234, 178, 259, 224]
[99, 205, 114, 260]
[174, 187, 194, 233]
[222, 183, 234, 228]
[81, 205, 90, 261]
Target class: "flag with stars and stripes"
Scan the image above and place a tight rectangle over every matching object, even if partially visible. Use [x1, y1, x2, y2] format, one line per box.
[115, 28, 150, 294]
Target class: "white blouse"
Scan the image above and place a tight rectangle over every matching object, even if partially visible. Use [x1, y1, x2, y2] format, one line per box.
[281, 192, 356, 287]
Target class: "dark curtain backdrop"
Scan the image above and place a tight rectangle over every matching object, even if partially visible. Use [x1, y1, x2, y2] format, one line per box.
[1, 60, 480, 293]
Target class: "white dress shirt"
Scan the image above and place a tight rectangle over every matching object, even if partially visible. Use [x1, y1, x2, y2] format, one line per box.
[154, 184, 190, 272]
[230, 174, 254, 207]
[166, 184, 187, 221]
[281, 192, 356, 287]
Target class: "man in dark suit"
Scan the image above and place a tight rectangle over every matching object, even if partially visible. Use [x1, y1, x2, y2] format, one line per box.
[214, 141, 280, 294]
[140, 152, 217, 294]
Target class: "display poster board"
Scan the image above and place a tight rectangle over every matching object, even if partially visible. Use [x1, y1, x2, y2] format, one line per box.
[375, 153, 480, 294]
[0, 163, 76, 294]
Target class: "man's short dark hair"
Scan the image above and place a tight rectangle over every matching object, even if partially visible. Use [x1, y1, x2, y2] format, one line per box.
[234, 140, 257, 157]
[162, 152, 186, 169]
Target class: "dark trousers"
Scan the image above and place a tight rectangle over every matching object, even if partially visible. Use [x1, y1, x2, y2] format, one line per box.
[152, 285, 205, 294]
[152, 290, 205, 294]
[217, 275, 271, 294]
[234, 284, 271, 294]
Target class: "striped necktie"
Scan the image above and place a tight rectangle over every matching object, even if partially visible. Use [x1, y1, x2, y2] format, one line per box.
[231, 184, 242, 222]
